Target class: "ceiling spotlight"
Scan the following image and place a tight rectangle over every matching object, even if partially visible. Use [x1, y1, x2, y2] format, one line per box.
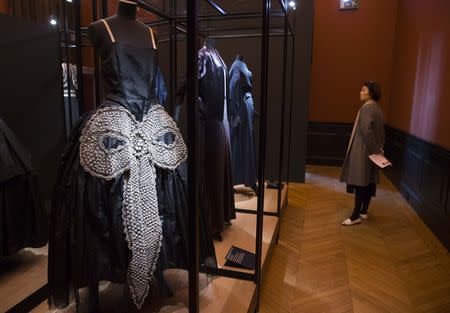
[50, 15, 57, 26]
[288, 0, 297, 10]
[66, 0, 73, 2]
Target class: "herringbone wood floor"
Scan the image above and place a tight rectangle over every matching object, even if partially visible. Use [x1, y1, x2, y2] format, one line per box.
[260, 165, 450, 313]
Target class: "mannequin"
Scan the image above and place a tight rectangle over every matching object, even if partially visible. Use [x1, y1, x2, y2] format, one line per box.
[175, 36, 236, 238]
[88, 1, 152, 52]
[89, 5, 150, 311]
[198, 37, 236, 237]
[87, 0, 157, 121]
[228, 54, 257, 192]
[88, 3, 148, 311]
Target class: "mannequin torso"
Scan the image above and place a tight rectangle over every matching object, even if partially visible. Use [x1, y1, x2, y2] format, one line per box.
[87, 0, 158, 120]
[88, 0, 155, 56]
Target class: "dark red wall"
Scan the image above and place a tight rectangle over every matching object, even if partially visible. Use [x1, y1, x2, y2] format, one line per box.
[0, 0, 8, 14]
[309, 0, 450, 149]
[387, 0, 450, 149]
[309, 0, 398, 123]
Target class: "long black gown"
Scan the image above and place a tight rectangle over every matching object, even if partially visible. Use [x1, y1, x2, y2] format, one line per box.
[228, 56, 257, 188]
[197, 45, 236, 235]
[0, 118, 46, 257]
[48, 20, 216, 309]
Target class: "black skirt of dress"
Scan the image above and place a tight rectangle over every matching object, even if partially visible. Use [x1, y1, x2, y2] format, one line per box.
[48, 112, 216, 308]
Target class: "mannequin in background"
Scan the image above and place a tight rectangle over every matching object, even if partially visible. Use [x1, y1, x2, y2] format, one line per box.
[61, 62, 79, 135]
[228, 54, 257, 193]
[175, 37, 236, 238]
[197, 37, 236, 238]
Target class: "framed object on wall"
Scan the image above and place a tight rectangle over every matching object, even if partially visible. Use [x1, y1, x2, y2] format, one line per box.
[340, 0, 359, 10]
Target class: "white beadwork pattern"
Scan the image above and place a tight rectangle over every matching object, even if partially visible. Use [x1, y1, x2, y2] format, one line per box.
[79, 105, 187, 309]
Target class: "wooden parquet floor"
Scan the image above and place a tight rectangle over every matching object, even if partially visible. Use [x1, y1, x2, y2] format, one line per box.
[260, 165, 450, 313]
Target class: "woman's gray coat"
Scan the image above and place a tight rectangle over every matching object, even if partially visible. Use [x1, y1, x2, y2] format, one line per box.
[340, 100, 385, 186]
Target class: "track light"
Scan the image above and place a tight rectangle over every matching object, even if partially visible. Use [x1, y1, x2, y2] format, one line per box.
[50, 15, 57, 26]
[66, 0, 73, 3]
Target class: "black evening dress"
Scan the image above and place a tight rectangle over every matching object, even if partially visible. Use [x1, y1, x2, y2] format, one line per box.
[48, 20, 216, 309]
[197, 45, 236, 235]
[228, 56, 257, 189]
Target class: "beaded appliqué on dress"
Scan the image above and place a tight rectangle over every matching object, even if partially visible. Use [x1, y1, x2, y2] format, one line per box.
[79, 104, 187, 309]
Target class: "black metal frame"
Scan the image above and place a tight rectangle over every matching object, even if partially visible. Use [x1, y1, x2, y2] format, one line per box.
[5, 285, 48, 313]
[74, 0, 83, 114]
[186, 1, 200, 311]
[254, 1, 271, 310]
[58, 1, 297, 312]
[62, 0, 73, 138]
[286, 10, 296, 186]
[181, 3, 296, 312]
[56, 0, 87, 136]
[277, 0, 288, 213]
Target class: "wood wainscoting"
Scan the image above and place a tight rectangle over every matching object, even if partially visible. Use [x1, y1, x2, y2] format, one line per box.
[383, 125, 450, 250]
[306, 122, 352, 166]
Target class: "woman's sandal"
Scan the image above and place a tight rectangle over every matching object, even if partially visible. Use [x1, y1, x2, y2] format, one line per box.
[342, 218, 361, 226]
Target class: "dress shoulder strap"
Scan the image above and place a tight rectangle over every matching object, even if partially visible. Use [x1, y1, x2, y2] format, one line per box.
[101, 19, 116, 43]
[148, 27, 156, 49]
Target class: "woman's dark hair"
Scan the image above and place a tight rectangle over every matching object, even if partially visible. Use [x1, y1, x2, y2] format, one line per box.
[363, 80, 381, 101]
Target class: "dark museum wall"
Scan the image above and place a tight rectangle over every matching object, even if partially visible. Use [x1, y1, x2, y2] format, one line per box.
[0, 13, 66, 209]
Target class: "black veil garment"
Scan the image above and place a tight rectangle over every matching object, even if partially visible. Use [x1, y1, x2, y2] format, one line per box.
[228, 56, 257, 188]
[0, 118, 47, 257]
[48, 22, 216, 308]
[197, 45, 236, 235]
